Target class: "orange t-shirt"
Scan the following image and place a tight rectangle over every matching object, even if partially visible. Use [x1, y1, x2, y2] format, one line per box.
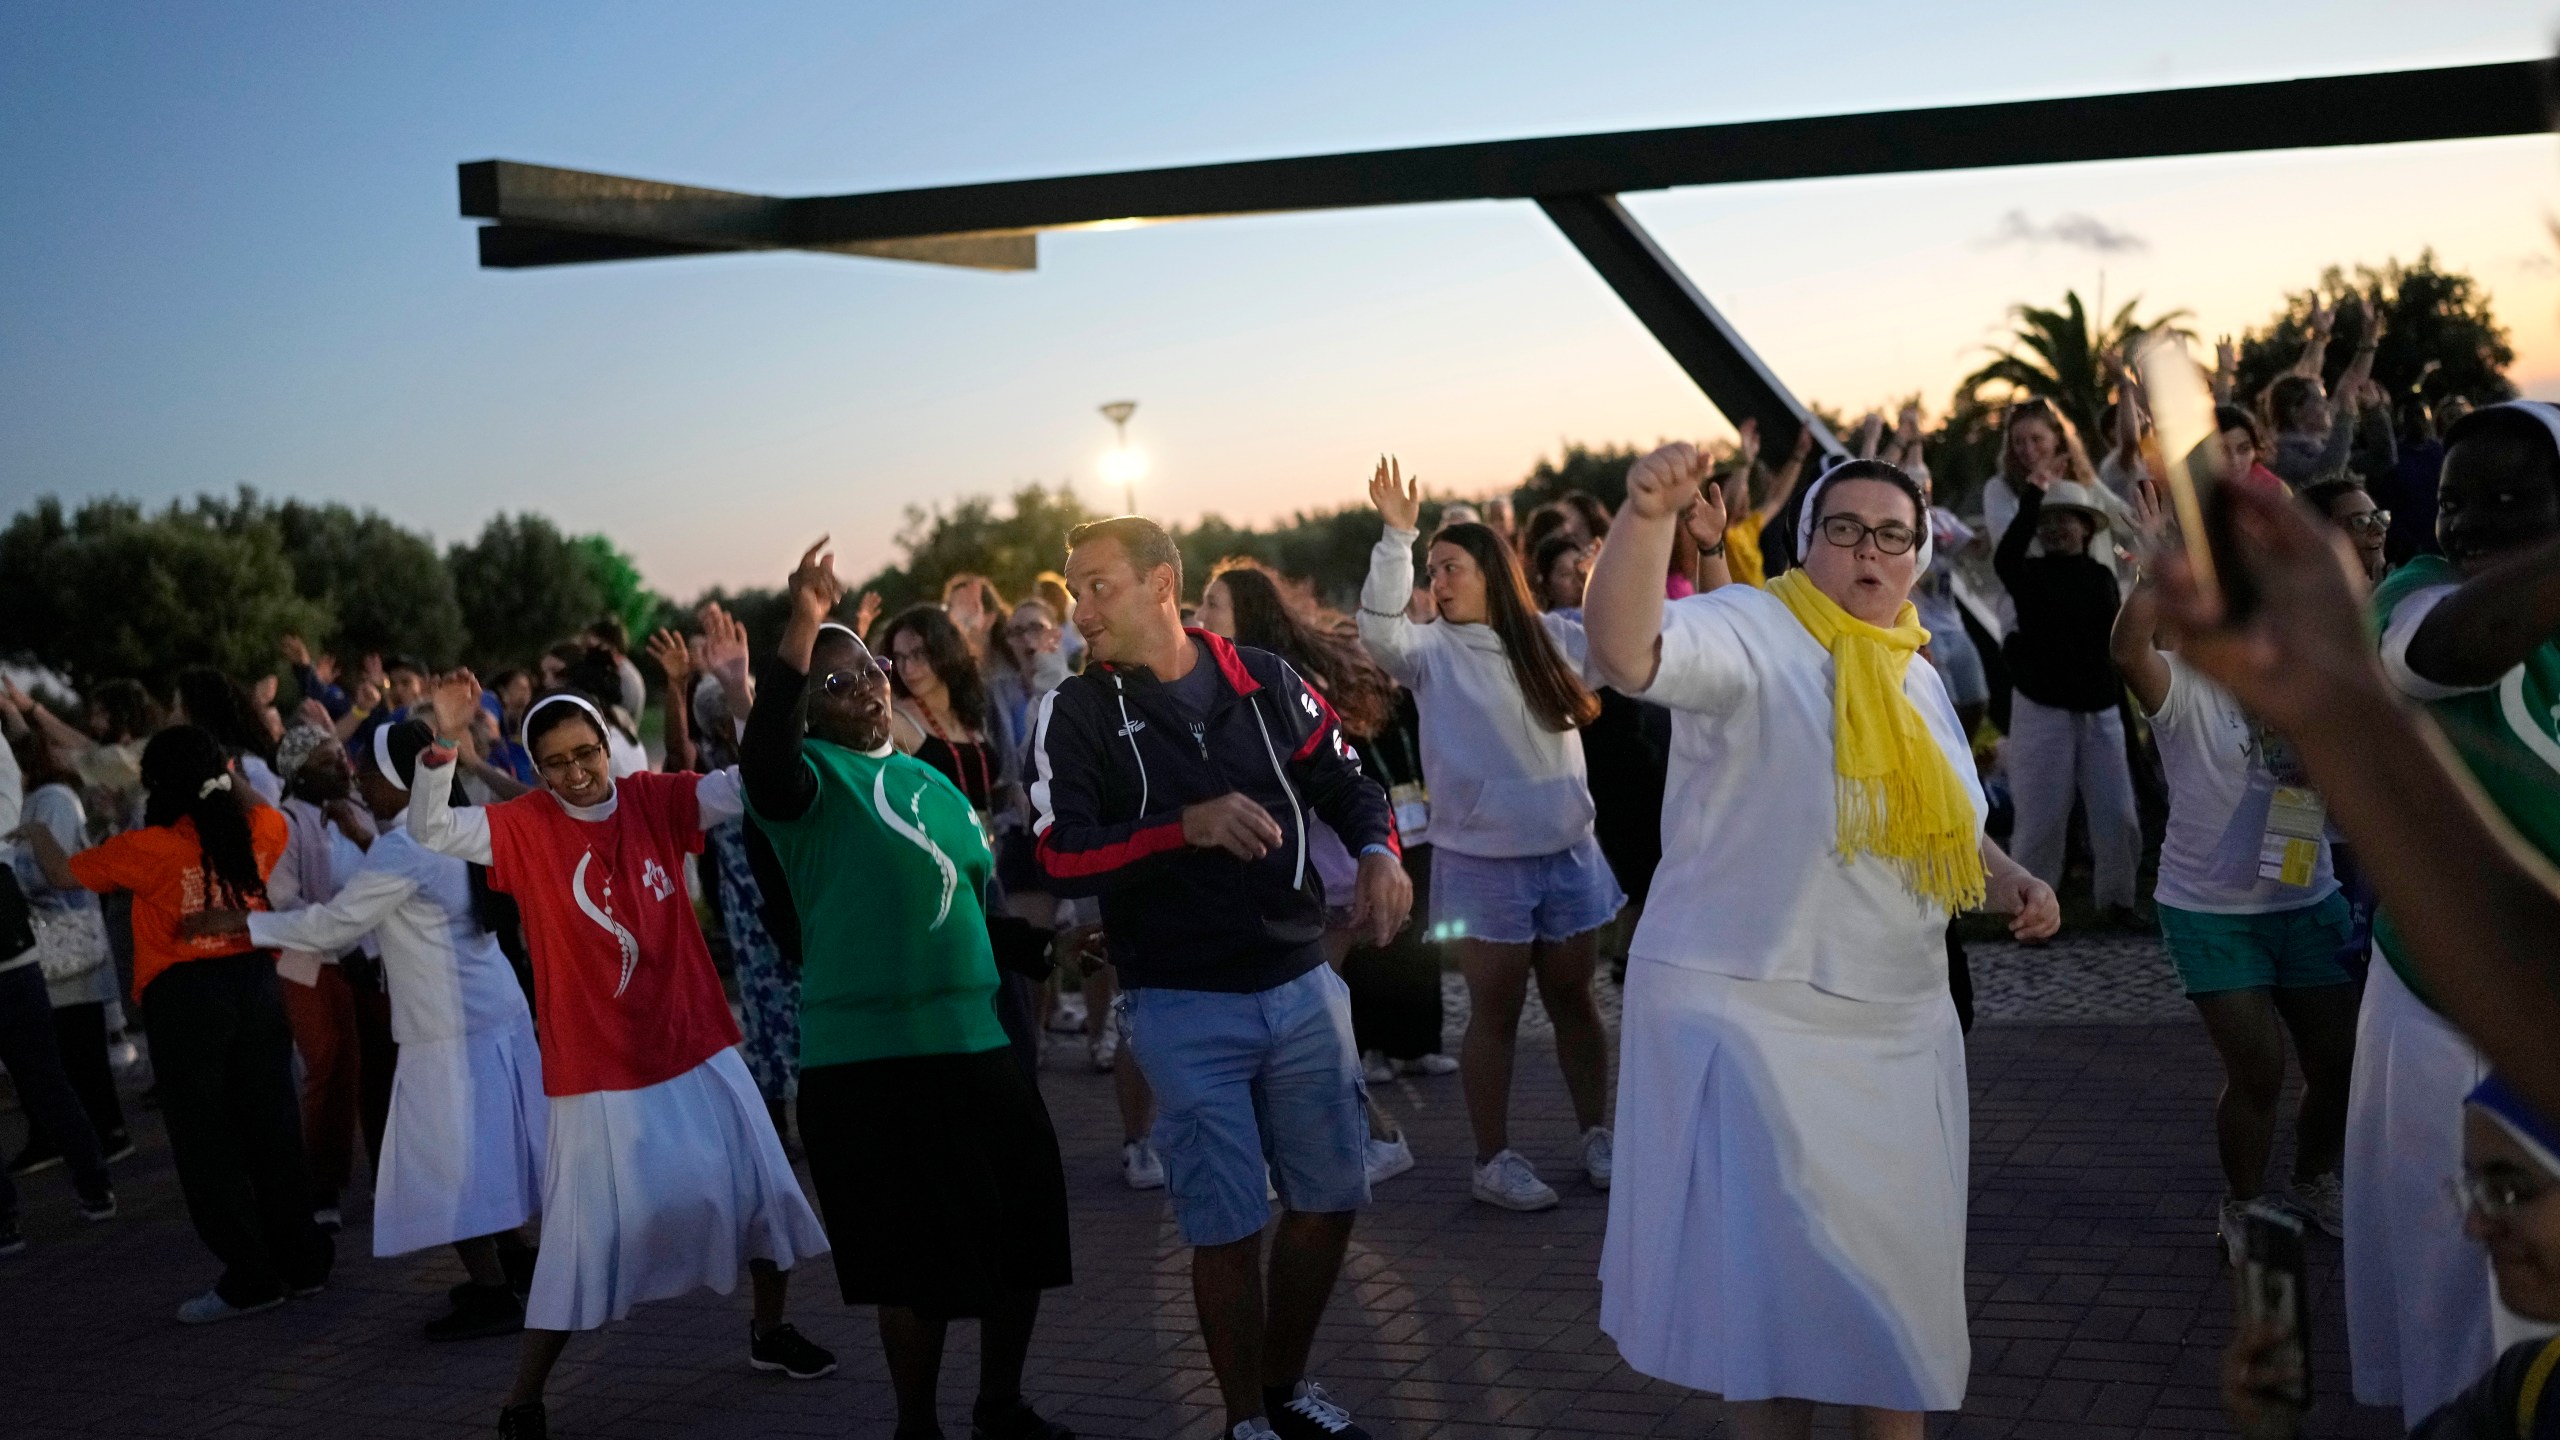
[69, 806, 289, 1001]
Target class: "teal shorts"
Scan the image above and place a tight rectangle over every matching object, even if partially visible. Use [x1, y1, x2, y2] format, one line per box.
[2156, 893, 2356, 996]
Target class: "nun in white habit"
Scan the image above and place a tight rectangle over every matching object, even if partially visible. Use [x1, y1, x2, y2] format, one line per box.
[1581, 445, 2059, 1437]
[193, 719, 547, 1341]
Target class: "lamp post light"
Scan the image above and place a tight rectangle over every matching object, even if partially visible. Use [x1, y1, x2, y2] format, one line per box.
[1098, 400, 1145, 516]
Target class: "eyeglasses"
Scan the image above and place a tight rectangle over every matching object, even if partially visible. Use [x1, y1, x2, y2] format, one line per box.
[2447, 1169, 2551, 1220]
[1817, 514, 1920, 556]
[2340, 509, 2394, 537]
[536, 743, 608, 777]
[818, 670, 874, 697]
[1005, 621, 1057, 638]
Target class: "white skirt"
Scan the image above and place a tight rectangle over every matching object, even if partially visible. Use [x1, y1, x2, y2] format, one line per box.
[2343, 955, 2501, 1422]
[526, 1047, 832, 1332]
[373, 1011, 548, 1258]
[1599, 960, 1970, 1412]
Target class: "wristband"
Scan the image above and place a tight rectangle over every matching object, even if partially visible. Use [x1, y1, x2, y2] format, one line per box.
[1699, 542, 1727, 558]
[1358, 843, 1395, 859]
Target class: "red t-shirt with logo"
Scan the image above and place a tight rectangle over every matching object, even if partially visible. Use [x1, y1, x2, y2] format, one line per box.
[484, 770, 740, 1096]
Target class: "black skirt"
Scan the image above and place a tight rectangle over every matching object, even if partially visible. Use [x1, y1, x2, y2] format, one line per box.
[797, 1046, 1073, 1318]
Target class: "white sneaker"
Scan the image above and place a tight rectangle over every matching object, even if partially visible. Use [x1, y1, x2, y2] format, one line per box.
[1048, 993, 1088, 1034]
[1401, 1053, 1459, 1077]
[1471, 1150, 1560, 1211]
[1360, 1049, 1397, 1086]
[1581, 1126, 1614, 1191]
[1089, 1020, 1120, 1073]
[2291, 1172, 2343, 1238]
[177, 1289, 284, 1325]
[1231, 1422, 1279, 1440]
[2217, 1199, 2250, 1268]
[1364, 1134, 1414, 1186]
[1121, 1140, 1164, 1191]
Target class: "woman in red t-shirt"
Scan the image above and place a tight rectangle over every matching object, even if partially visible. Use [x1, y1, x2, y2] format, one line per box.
[20, 724, 334, 1323]
[406, 677, 832, 1440]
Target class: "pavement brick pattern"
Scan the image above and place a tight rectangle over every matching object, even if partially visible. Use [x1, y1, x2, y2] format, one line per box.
[3, 932, 2402, 1437]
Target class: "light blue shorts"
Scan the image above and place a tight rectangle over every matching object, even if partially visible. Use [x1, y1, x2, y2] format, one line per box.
[1120, 962, 1370, 1247]
[1428, 834, 1624, 946]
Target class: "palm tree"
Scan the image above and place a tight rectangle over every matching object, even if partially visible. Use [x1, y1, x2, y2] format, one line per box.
[1961, 291, 2192, 452]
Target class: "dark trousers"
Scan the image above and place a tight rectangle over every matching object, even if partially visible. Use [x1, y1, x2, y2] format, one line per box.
[0, 962, 110, 1220]
[278, 959, 394, 1198]
[1343, 844, 1446, 1060]
[21, 999, 128, 1157]
[143, 953, 332, 1306]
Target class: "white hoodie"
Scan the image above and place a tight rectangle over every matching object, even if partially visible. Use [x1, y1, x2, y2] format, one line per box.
[1357, 526, 1596, 859]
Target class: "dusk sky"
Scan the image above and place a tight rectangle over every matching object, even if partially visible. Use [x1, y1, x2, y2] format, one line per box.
[6, 2, 2559, 595]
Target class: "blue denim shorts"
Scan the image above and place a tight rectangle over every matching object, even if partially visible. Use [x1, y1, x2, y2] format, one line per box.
[1427, 834, 1624, 946]
[1120, 962, 1370, 1247]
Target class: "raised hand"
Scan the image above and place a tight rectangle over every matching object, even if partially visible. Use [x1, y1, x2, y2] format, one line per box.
[853, 590, 883, 640]
[646, 627, 692, 691]
[2306, 298, 2336, 339]
[1733, 416, 1761, 472]
[788, 537, 845, 624]
[1368, 456, 1422, 531]
[362, 652, 387, 688]
[1623, 441, 1711, 521]
[280, 633, 311, 668]
[1854, 411, 1885, 460]
[697, 603, 752, 696]
[426, 668, 484, 742]
[295, 698, 332, 732]
[351, 676, 383, 715]
[313, 651, 339, 685]
[1682, 472, 1731, 548]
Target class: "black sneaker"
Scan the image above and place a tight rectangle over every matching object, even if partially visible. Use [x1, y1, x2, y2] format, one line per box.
[971, 1399, 1075, 1440]
[497, 1401, 547, 1440]
[77, 1189, 117, 1223]
[426, 1283, 524, 1342]
[100, 1133, 137, 1165]
[1270, 1382, 1367, 1440]
[7, 1144, 64, 1178]
[748, 1320, 837, 1379]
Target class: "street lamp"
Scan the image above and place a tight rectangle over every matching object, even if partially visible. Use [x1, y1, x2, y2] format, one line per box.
[1098, 399, 1145, 515]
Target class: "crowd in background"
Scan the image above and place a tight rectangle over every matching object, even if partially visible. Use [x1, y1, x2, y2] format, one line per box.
[2, 270, 2558, 1440]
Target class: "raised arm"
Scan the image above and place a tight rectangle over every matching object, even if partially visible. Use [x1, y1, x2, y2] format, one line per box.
[1752, 423, 1815, 527]
[422, 670, 530, 801]
[1355, 457, 1433, 681]
[1584, 441, 1708, 692]
[2289, 298, 2336, 381]
[406, 746, 495, 866]
[1992, 473, 2047, 591]
[1683, 475, 1734, 594]
[2398, 532, 2560, 689]
[2108, 480, 2173, 713]
[647, 626, 697, 774]
[740, 542, 832, 824]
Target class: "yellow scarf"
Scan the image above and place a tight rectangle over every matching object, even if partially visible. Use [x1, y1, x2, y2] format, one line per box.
[1768, 567, 1986, 914]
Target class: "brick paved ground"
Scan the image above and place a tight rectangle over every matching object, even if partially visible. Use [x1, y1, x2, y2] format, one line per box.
[5, 936, 2400, 1438]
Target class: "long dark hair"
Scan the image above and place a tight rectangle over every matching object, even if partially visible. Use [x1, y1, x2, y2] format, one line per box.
[1205, 558, 1397, 740]
[1429, 521, 1600, 732]
[556, 650, 639, 742]
[140, 724, 268, 907]
[881, 604, 990, 734]
[175, 667, 274, 764]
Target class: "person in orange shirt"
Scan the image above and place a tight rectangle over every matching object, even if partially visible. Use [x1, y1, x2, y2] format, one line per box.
[19, 724, 334, 1323]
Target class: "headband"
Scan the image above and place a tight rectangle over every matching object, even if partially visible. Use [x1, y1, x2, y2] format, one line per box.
[371, 721, 409, 792]
[2457, 399, 2560, 457]
[520, 692, 610, 751]
[2468, 1073, 2560, 1182]
[1794, 455, 1934, 573]
[815, 621, 861, 647]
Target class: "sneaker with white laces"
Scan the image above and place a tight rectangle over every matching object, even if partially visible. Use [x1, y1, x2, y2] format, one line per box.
[77, 1189, 118, 1223]
[2290, 1172, 2343, 1238]
[1121, 1140, 1165, 1190]
[2217, 1198, 2250, 1268]
[1230, 1422, 1279, 1440]
[1400, 1053, 1459, 1077]
[1581, 1126, 1614, 1191]
[1360, 1049, 1396, 1086]
[177, 1288, 285, 1324]
[1471, 1150, 1560, 1211]
[1270, 1380, 1369, 1440]
[1363, 1134, 1414, 1186]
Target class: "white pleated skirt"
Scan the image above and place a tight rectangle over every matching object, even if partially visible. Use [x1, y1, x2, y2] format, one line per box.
[373, 1011, 548, 1258]
[1599, 959, 1971, 1412]
[2343, 955, 2502, 1422]
[526, 1047, 832, 1332]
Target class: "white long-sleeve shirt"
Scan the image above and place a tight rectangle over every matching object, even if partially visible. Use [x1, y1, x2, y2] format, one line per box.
[247, 815, 529, 1046]
[1356, 526, 1596, 858]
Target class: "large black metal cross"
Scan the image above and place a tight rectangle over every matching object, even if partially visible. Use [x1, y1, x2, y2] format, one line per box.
[460, 60, 2549, 458]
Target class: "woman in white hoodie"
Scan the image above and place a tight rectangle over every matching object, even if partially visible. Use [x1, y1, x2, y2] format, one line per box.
[1358, 458, 1619, 1212]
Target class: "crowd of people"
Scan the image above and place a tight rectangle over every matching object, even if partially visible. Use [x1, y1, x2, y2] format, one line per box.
[2, 295, 2557, 1439]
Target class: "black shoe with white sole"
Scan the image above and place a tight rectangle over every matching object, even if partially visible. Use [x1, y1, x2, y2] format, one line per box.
[748, 1320, 836, 1379]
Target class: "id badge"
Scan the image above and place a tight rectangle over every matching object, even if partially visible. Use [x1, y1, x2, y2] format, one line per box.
[2257, 786, 2325, 888]
[1389, 780, 1430, 847]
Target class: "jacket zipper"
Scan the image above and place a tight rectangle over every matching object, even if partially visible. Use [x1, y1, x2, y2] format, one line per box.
[1110, 674, 1152, 814]
[1247, 695, 1307, 889]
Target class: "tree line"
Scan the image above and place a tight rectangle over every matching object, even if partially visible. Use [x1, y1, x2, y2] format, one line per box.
[0, 253, 2515, 697]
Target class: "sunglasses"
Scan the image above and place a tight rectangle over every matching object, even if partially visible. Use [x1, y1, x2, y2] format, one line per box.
[819, 669, 880, 697]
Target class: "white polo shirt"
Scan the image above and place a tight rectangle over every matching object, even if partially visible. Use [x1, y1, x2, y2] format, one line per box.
[1630, 585, 1986, 1005]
